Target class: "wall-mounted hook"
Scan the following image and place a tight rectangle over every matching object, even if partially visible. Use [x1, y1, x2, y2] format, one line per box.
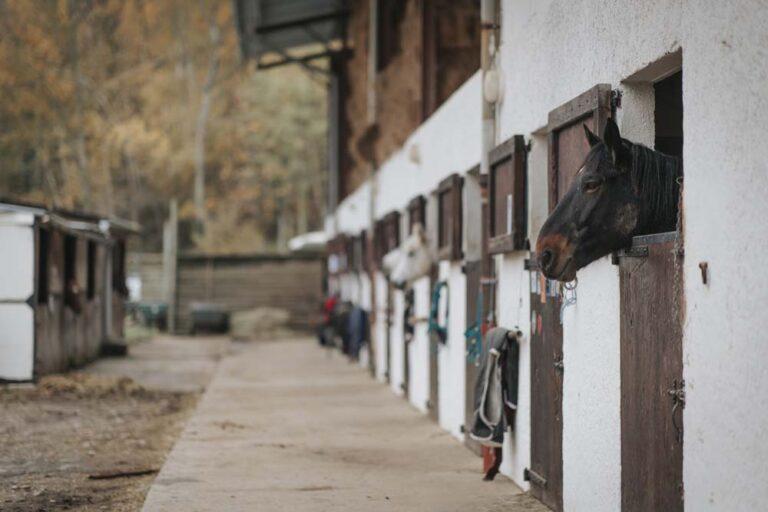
[698, 262, 709, 285]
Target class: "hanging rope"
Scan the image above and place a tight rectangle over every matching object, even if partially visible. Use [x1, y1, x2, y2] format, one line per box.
[465, 287, 484, 366]
[428, 280, 449, 344]
[559, 278, 578, 324]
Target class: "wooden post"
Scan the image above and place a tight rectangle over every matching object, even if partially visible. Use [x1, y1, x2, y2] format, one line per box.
[163, 199, 178, 333]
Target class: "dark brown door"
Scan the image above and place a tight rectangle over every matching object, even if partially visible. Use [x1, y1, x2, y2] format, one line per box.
[464, 260, 483, 456]
[428, 264, 439, 421]
[385, 281, 393, 383]
[403, 288, 413, 398]
[528, 271, 564, 512]
[619, 232, 684, 512]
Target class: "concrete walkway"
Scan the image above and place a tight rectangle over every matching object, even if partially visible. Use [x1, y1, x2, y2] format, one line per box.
[142, 338, 546, 512]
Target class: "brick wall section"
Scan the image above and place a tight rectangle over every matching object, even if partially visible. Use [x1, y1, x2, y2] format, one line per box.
[338, 0, 480, 201]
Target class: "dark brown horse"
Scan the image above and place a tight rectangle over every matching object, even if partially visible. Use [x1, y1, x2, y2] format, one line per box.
[536, 119, 682, 281]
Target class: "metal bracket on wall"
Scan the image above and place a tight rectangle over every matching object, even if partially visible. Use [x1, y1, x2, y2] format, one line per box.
[615, 246, 649, 260]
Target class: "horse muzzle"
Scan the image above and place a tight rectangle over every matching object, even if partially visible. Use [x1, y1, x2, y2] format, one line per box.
[536, 233, 577, 282]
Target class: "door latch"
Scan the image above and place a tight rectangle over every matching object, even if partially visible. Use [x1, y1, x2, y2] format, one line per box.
[668, 379, 685, 444]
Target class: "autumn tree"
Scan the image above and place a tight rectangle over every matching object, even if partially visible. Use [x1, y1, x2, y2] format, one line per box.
[0, 0, 327, 253]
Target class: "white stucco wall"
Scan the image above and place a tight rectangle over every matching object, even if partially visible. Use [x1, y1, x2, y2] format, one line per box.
[328, 2, 768, 508]
[408, 276, 431, 413]
[495, 0, 683, 507]
[496, 253, 532, 488]
[437, 261, 467, 441]
[681, 2, 768, 510]
[560, 258, 621, 512]
[495, 1, 768, 510]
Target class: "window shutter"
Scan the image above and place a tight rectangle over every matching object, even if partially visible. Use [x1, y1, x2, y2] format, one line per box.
[407, 195, 426, 233]
[547, 84, 612, 212]
[436, 174, 463, 261]
[488, 135, 527, 254]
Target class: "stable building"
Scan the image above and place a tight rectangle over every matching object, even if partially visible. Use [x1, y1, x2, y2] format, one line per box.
[235, 1, 768, 511]
[0, 201, 137, 381]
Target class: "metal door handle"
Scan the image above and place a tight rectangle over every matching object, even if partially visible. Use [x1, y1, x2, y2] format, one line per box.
[667, 379, 685, 444]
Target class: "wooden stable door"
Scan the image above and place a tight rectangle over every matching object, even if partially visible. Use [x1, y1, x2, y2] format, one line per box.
[428, 264, 439, 421]
[385, 281, 393, 383]
[464, 260, 483, 455]
[402, 288, 414, 398]
[528, 271, 564, 511]
[619, 232, 684, 512]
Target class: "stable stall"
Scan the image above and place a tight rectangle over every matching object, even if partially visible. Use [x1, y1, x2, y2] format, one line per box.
[0, 201, 136, 381]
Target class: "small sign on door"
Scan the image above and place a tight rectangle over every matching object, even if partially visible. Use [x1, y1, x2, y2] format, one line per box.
[506, 194, 513, 235]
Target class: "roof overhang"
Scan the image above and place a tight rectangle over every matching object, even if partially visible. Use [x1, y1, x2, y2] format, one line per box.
[234, 0, 348, 71]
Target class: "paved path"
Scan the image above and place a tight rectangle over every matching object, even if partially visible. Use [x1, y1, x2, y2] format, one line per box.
[88, 335, 229, 392]
[142, 338, 546, 512]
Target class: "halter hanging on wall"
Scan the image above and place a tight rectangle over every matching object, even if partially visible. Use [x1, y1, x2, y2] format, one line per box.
[428, 280, 449, 344]
[465, 287, 484, 366]
[559, 278, 578, 324]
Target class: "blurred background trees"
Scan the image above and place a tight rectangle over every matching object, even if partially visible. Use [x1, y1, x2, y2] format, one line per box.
[0, 0, 327, 253]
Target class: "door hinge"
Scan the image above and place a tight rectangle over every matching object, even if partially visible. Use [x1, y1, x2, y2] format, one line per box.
[553, 356, 564, 373]
[524, 468, 548, 488]
[611, 89, 623, 110]
[616, 246, 649, 259]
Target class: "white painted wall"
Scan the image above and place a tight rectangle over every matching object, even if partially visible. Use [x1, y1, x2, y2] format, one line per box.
[0, 215, 36, 381]
[495, 0, 682, 504]
[496, 253, 532, 488]
[681, 3, 768, 510]
[328, 3, 768, 508]
[494, 1, 768, 509]
[560, 258, 621, 512]
[437, 260, 466, 440]
[0, 305, 35, 381]
[408, 276, 431, 413]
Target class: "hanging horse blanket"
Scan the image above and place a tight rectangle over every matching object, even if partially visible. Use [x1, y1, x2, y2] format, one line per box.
[347, 306, 369, 360]
[470, 327, 520, 447]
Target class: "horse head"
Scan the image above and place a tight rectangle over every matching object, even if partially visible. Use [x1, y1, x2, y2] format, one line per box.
[536, 118, 681, 281]
[382, 223, 434, 289]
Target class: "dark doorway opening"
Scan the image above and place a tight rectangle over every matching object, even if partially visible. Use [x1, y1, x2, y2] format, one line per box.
[87, 241, 97, 300]
[37, 229, 50, 304]
[654, 71, 683, 160]
[620, 67, 684, 512]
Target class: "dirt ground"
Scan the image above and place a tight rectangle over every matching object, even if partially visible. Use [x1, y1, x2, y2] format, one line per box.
[0, 336, 228, 512]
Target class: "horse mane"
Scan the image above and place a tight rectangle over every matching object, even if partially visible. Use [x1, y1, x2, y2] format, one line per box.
[628, 143, 682, 233]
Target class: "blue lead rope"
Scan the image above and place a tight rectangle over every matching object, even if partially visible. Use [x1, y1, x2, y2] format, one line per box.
[428, 281, 449, 344]
[464, 287, 484, 366]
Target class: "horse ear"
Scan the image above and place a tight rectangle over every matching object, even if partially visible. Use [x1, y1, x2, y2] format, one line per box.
[583, 124, 600, 147]
[603, 118, 629, 165]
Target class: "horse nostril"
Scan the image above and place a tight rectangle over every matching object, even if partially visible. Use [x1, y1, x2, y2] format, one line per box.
[540, 249, 554, 271]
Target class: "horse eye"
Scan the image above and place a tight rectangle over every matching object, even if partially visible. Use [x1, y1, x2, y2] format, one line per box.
[583, 180, 602, 193]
